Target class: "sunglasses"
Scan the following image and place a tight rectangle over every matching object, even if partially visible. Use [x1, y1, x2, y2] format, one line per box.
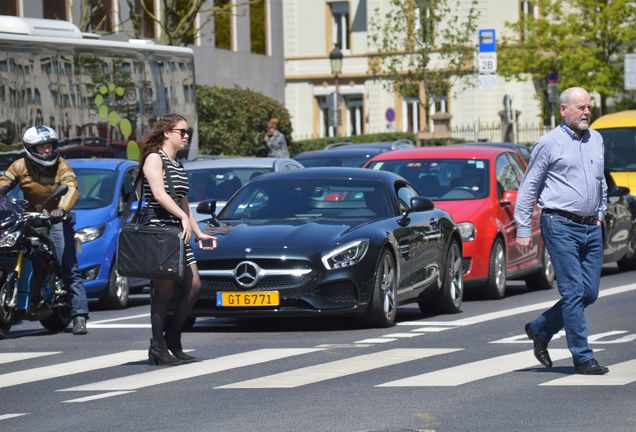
[170, 128, 193, 138]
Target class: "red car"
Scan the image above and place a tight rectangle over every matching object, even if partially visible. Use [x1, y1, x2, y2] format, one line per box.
[365, 146, 554, 298]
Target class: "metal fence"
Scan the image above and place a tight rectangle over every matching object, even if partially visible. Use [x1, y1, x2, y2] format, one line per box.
[451, 122, 545, 145]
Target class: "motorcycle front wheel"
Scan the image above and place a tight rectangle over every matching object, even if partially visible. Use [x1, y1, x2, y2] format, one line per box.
[40, 305, 72, 332]
[0, 271, 16, 338]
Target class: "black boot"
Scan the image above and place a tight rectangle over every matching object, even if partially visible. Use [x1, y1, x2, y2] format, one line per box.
[148, 338, 181, 366]
[165, 331, 194, 361]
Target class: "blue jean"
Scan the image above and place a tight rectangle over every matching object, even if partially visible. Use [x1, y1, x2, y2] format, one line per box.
[49, 219, 89, 317]
[529, 213, 602, 365]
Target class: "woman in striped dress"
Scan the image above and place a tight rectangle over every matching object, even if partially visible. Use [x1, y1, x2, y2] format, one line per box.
[139, 113, 216, 366]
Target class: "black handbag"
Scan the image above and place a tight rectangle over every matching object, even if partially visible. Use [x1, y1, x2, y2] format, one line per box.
[116, 157, 186, 281]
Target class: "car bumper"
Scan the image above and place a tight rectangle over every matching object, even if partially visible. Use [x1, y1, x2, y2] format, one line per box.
[191, 257, 375, 318]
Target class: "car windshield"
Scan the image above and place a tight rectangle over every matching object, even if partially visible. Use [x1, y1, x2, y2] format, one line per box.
[294, 155, 372, 168]
[74, 168, 116, 209]
[598, 127, 636, 172]
[369, 158, 490, 200]
[219, 178, 393, 220]
[186, 167, 274, 202]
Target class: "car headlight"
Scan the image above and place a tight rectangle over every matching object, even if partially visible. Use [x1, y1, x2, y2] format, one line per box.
[74, 225, 106, 244]
[457, 222, 476, 242]
[321, 239, 369, 270]
[0, 232, 20, 248]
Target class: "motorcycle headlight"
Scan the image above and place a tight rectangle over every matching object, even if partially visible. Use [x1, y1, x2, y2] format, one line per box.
[74, 225, 106, 244]
[321, 239, 369, 270]
[0, 232, 20, 248]
[457, 222, 476, 242]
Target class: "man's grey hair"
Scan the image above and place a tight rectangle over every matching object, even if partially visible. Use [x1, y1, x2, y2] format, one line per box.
[560, 87, 590, 105]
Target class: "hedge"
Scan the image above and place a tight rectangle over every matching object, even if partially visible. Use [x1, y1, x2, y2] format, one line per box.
[196, 84, 292, 156]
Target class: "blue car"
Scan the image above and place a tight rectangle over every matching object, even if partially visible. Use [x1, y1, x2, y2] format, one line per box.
[70, 159, 147, 309]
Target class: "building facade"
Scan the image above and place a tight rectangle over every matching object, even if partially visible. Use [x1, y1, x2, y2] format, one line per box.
[283, 0, 544, 143]
[4, 0, 285, 103]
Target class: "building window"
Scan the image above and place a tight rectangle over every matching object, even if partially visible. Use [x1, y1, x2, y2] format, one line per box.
[215, 0, 233, 50]
[520, 0, 539, 39]
[330, 2, 350, 51]
[402, 96, 420, 133]
[0, 1, 17, 15]
[132, 0, 155, 39]
[317, 96, 332, 138]
[346, 95, 363, 136]
[414, 1, 433, 44]
[250, 0, 267, 54]
[43, 0, 67, 20]
[89, 0, 113, 33]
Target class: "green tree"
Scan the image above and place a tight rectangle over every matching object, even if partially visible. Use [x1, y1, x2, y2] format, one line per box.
[196, 85, 292, 156]
[498, 0, 636, 115]
[369, 0, 479, 120]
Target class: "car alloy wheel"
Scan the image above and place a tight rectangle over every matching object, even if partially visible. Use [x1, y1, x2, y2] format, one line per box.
[100, 267, 129, 309]
[485, 238, 506, 299]
[366, 249, 397, 328]
[434, 239, 463, 313]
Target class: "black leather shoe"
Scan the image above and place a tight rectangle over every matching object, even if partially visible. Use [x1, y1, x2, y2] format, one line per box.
[575, 359, 609, 375]
[525, 323, 552, 368]
[72, 315, 87, 335]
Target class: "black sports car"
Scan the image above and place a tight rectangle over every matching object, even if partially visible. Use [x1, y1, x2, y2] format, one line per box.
[190, 168, 463, 327]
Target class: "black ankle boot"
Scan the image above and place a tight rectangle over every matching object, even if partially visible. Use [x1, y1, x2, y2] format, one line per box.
[148, 338, 181, 366]
[165, 331, 194, 361]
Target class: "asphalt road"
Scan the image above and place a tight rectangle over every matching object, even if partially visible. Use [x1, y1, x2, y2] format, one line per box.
[1, 265, 635, 432]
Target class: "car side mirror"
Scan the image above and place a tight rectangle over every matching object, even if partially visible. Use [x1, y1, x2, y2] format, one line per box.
[197, 199, 217, 215]
[411, 196, 434, 212]
[500, 189, 518, 205]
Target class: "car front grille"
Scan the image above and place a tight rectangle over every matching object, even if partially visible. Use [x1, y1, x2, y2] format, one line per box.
[200, 274, 313, 291]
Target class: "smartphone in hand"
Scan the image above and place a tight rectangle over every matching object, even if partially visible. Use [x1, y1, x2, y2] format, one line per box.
[198, 238, 217, 250]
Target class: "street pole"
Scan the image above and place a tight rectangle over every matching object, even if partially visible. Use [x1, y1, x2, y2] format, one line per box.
[334, 73, 339, 137]
[329, 45, 343, 138]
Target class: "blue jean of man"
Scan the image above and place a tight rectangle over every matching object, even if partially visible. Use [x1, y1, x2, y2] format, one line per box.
[49, 219, 89, 317]
[529, 213, 602, 366]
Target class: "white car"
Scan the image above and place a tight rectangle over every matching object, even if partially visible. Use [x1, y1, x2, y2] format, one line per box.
[183, 157, 304, 221]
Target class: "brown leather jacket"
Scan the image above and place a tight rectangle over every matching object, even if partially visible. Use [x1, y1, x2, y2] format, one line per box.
[0, 157, 79, 212]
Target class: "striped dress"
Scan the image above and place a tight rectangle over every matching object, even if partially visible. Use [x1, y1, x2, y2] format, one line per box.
[140, 151, 196, 266]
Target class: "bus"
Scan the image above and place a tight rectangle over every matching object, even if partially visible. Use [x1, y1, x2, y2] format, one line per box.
[591, 110, 636, 196]
[0, 15, 198, 168]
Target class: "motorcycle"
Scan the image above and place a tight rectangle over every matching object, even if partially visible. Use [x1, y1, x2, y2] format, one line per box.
[0, 185, 71, 338]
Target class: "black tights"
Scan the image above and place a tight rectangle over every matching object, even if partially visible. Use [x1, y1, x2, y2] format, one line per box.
[150, 264, 201, 340]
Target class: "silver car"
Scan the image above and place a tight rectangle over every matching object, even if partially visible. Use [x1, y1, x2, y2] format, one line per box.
[183, 157, 304, 221]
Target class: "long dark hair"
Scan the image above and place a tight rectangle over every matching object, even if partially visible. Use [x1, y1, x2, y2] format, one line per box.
[139, 113, 187, 167]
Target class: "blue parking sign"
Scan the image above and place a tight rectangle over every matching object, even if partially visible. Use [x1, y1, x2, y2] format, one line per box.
[479, 29, 496, 53]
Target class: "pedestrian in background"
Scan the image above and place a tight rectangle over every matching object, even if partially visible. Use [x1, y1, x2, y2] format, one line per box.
[514, 87, 609, 375]
[139, 113, 216, 366]
[265, 117, 289, 157]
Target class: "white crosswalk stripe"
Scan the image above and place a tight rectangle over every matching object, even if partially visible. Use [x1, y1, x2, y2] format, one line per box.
[540, 359, 636, 386]
[217, 348, 461, 389]
[0, 352, 60, 365]
[58, 348, 322, 393]
[0, 413, 29, 421]
[376, 349, 572, 387]
[0, 351, 148, 390]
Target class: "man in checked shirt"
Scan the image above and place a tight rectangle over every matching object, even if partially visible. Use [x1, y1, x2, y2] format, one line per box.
[515, 87, 609, 375]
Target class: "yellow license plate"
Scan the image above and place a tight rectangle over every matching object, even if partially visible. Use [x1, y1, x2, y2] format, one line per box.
[216, 291, 280, 307]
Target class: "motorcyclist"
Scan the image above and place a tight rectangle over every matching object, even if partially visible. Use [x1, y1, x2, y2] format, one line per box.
[0, 125, 89, 335]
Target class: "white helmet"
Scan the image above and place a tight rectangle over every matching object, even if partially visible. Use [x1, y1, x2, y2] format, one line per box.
[23, 125, 60, 167]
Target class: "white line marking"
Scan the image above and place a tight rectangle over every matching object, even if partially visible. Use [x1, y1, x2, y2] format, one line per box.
[0, 351, 148, 389]
[89, 313, 150, 325]
[397, 283, 636, 328]
[541, 359, 636, 386]
[58, 348, 322, 392]
[314, 344, 373, 348]
[62, 391, 136, 403]
[87, 324, 152, 329]
[490, 331, 566, 344]
[0, 352, 60, 365]
[376, 349, 572, 387]
[410, 327, 454, 333]
[383, 333, 422, 338]
[354, 338, 396, 344]
[397, 321, 466, 327]
[217, 348, 462, 389]
[0, 414, 29, 421]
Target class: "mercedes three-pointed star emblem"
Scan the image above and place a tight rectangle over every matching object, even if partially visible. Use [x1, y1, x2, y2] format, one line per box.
[234, 261, 261, 288]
